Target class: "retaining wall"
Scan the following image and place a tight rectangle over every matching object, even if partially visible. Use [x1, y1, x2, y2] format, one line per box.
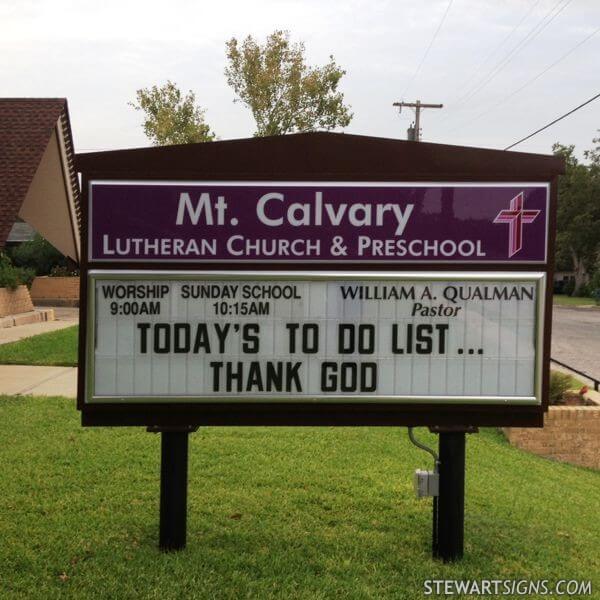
[30, 276, 79, 307]
[504, 406, 600, 470]
[0, 285, 34, 318]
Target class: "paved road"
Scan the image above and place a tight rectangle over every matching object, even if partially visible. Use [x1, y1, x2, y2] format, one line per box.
[552, 306, 600, 383]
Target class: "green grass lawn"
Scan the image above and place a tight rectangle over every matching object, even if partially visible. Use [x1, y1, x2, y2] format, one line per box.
[553, 294, 597, 306]
[0, 325, 78, 366]
[0, 396, 598, 599]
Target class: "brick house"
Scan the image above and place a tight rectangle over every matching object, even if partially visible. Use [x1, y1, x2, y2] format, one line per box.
[0, 98, 80, 262]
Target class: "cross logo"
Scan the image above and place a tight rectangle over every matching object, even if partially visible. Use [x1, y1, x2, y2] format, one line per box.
[493, 192, 540, 257]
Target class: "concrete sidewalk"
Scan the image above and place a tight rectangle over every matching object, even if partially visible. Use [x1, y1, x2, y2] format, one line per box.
[0, 365, 77, 397]
[0, 307, 79, 398]
[0, 306, 78, 345]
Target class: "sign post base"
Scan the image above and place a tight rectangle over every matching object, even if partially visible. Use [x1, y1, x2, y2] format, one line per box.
[148, 426, 197, 551]
[430, 427, 477, 562]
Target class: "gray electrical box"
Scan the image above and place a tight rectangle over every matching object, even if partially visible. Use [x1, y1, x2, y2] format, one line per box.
[414, 469, 439, 498]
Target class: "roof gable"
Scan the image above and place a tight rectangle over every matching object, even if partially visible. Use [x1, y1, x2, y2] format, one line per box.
[75, 131, 564, 181]
[0, 99, 66, 246]
[0, 99, 80, 260]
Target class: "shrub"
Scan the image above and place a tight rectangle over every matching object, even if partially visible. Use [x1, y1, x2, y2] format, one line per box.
[549, 370, 578, 405]
[574, 282, 592, 297]
[49, 264, 80, 277]
[8, 234, 67, 275]
[590, 270, 600, 305]
[0, 253, 35, 290]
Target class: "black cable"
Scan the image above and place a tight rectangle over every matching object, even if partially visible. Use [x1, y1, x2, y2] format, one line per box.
[444, 24, 600, 136]
[449, 0, 543, 107]
[457, 0, 572, 106]
[445, 0, 571, 126]
[504, 91, 600, 150]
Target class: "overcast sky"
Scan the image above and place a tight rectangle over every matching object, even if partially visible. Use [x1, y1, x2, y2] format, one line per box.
[2, 0, 599, 158]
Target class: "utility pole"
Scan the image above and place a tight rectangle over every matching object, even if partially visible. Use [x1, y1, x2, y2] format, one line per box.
[393, 100, 443, 141]
[395, 97, 468, 563]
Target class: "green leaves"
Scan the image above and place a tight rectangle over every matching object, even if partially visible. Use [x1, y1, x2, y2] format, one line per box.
[225, 30, 353, 137]
[0, 252, 35, 290]
[553, 142, 600, 293]
[131, 32, 352, 143]
[130, 81, 215, 146]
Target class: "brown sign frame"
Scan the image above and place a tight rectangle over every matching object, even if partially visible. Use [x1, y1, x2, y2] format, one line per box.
[76, 132, 563, 428]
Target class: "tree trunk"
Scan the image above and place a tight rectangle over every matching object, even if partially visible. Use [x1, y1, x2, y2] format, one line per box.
[570, 248, 588, 295]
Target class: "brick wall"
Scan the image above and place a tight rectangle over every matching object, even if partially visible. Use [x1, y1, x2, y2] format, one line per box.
[504, 406, 600, 470]
[0, 285, 34, 317]
[30, 276, 79, 306]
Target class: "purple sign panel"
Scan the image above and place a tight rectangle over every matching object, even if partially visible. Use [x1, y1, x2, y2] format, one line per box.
[89, 182, 549, 263]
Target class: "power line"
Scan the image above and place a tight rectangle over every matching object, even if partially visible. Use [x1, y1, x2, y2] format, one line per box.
[504, 90, 600, 150]
[459, 0, 572, 105]
[450, 0, 572, 109]
[400, 0, 454, 99]
[448, 0, 543, 107]
[444, 23, 600, 136]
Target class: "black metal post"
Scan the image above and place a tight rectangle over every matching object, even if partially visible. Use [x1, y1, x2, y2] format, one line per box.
[159, 430, 189, 551]
[435, 432, 465, 562]
[432, 494, 439, 556]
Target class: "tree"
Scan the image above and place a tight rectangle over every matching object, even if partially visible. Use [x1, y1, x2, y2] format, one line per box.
[130, 81, 215, 145]
[553, 142, 600, 294]
[584, 130, 600, 165]
[225, 30, 352, 136]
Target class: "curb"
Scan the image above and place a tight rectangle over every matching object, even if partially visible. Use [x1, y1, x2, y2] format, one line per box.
[0, 308, 55, 329]
[553, 304, 600, 311]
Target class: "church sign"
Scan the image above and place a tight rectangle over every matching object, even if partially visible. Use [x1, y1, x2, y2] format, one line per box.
[76, 135, 561, 429]
[75, 134, 563, 557]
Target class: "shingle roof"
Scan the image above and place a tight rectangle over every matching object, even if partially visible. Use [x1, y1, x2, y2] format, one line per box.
[0, 98, 78, 248]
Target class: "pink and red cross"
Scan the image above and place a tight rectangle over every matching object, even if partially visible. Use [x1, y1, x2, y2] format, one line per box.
[493, 192, 540, 257]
